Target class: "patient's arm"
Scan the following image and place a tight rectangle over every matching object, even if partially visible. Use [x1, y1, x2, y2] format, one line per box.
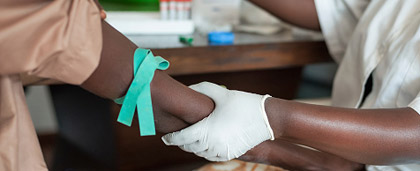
[80, 21, 359, 170]
[81, 21, 214, 133]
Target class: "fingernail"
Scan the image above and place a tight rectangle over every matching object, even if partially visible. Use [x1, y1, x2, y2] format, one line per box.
[161, 136, 171, 145]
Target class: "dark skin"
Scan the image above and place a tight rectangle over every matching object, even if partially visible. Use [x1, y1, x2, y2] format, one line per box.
[80, 21, 214, 133]
[76, 1, 419, 170]
[235, 1, 361, 170]
[265, 98, 420, 165]
[22, 14, 211, 134]
[19, 2, 210, 134]
[78, 1, 361, 170]
[81, 21, 359, 171]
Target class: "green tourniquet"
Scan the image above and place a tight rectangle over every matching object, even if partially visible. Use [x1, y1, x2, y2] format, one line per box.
[114, 48, 169, 136]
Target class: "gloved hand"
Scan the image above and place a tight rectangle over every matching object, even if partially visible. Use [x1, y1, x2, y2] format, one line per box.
[162, 82, 275, 162]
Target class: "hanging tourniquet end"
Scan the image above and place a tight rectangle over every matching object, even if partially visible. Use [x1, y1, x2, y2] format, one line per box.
[114, 48, 170, 136]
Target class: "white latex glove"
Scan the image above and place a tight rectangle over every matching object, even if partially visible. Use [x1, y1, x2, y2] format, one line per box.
[162, 82, 275, 162]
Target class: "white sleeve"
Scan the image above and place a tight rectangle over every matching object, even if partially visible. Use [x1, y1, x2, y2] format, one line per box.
[314, 0, 370, 63]
[408, 92, 420, 115]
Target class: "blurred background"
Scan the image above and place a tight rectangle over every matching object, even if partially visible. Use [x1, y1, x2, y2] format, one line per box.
[28, 0, 337, 170]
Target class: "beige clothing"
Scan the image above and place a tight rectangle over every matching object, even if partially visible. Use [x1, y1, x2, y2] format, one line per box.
[0, 0, 102, 170]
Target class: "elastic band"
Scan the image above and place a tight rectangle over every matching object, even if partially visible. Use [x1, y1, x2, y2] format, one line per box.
[261, 94, 275, 140]
[114, 48, 169, 136]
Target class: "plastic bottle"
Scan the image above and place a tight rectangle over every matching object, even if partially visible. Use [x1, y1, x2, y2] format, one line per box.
[184, 0, 192, 20]
[176, 0, 184, 20]
[169, 0, 177, 20]
[160, 0, 169, 20]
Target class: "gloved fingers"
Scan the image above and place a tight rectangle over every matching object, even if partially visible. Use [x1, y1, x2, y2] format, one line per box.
[195, 148, 218, 158]
[189, 82, 228, 102]
[231, 150, 247, 159]
[161, 119, 205, 146]
[197, 145, 231, 160]
[205, 156, 229, 162]
[195, 150, 209, 158]
[179, 141, 208, 153]
[199, 150, 223, 162]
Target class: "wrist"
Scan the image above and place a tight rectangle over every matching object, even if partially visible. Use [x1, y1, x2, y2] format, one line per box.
[264, 97, 290, 139]
[150, 71, 214, 124]
[261, 95, 275, 140]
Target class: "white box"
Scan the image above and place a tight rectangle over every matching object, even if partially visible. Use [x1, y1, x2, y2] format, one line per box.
[106, 12, 195, 35]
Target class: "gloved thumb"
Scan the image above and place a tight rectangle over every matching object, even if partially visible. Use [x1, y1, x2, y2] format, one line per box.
[162, 119, 206, 146]
[189, 82, 227, 102]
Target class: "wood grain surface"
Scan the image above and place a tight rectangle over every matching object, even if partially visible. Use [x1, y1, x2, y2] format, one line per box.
[153, 41, 331, 76]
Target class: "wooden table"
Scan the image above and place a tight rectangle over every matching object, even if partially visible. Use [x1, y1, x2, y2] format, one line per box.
[47, 31, 332, 170]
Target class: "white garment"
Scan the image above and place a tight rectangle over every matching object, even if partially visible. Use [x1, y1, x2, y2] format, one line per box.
[315, 0, 420, 170]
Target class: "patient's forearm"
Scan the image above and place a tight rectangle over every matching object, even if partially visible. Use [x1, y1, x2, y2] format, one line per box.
[265, 98, 420, 164]
[81, 21, 214, 133]
[150, 70, 215, 132]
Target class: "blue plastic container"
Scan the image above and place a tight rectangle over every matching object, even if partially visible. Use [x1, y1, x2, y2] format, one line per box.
[208, 32, 235, 45]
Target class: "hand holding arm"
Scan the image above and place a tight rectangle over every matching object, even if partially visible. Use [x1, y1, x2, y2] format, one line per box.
[162, 82, 274, 161]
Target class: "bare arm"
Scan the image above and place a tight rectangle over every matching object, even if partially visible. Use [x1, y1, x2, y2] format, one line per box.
[81, 21, 214, 133]
[248, 0, 321, 30]
[265, 98, 420, 165]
